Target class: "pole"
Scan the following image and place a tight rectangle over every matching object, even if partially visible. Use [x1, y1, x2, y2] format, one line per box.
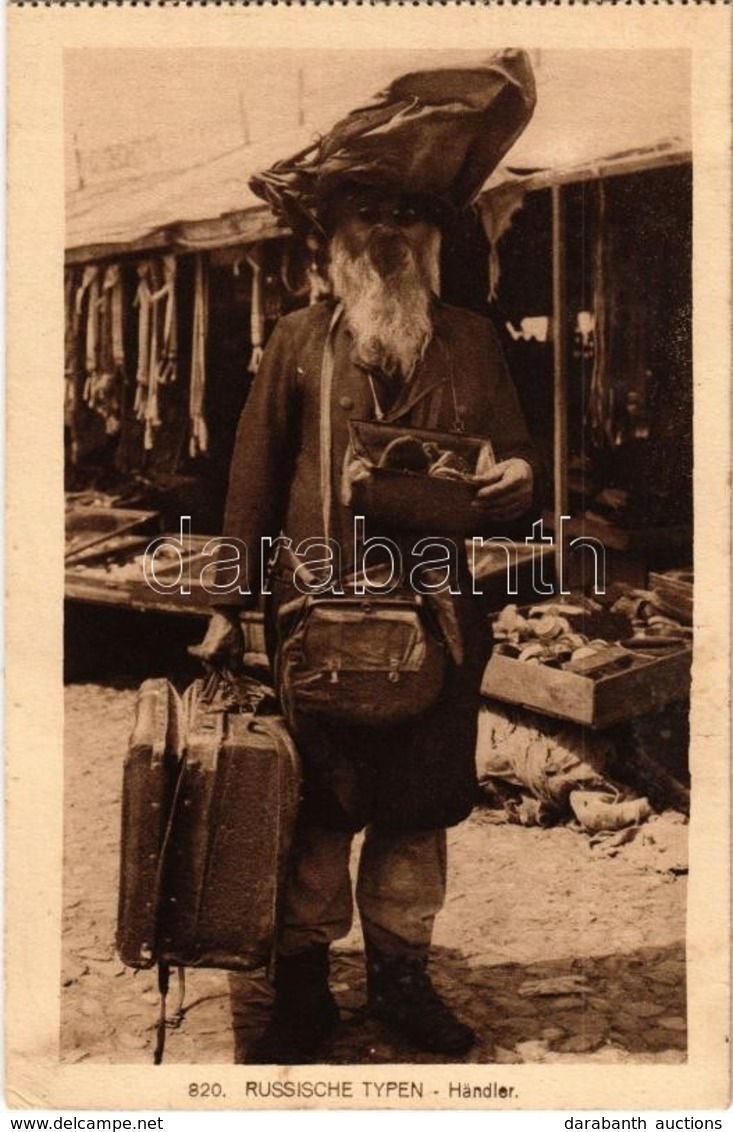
[238, 90, 251, 146]
[551, 183, 569, 593]
[297, 68, 305, 127]
[73, 132, 85, 191]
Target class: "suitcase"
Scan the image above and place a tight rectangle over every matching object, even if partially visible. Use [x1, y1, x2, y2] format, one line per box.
[117, 678, 186, 970]
[160, 676, 301, 970]
[116, 671, 302, 1060]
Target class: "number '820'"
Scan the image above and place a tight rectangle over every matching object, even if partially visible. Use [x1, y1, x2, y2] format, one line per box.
[189, 1082, 225, 1098]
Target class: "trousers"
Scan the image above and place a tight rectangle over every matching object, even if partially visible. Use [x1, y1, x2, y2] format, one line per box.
[278, 823, 447, 958]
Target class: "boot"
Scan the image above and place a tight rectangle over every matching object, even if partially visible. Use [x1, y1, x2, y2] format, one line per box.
[365, 944, 475, 1056]
[246, 945, 339, 1064]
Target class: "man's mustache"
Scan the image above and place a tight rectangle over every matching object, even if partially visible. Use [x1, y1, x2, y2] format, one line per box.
[367, 229, 412, 278]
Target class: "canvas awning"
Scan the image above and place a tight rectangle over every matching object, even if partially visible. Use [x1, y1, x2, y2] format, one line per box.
[482, 138, 690, 201]
[65, 139, 297, 263]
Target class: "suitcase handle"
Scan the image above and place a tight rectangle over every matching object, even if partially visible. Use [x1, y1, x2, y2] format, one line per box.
[199, 665, 277, 715]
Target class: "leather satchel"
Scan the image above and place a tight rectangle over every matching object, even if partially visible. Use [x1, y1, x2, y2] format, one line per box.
[275, 583, 445, 729]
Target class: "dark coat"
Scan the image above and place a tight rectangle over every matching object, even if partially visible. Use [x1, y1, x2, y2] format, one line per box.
[215, 298, 541, 832]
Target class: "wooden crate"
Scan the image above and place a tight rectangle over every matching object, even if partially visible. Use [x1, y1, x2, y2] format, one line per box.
[482, 646, 692, 729]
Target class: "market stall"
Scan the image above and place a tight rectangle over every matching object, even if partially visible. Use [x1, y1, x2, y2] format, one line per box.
[64, 118, 331, 635]
[470, 70, 693, 780]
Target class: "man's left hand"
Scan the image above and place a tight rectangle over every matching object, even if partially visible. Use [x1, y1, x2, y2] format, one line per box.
[472, 458, 534, 521]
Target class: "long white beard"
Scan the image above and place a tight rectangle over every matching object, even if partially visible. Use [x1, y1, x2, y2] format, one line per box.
[329, 227, 441, 379]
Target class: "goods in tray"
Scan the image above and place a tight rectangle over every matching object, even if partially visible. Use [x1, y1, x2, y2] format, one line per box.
[65, 491, 120, 511]
[65, 506, 160, 562]
[65, 534, 151, 568]
[67, 532, 212, 589]
[344, 419, 495, 533]
[142, 535, 213, 580]
[492, 602, 624, 674]
[67, 556, 150, 586]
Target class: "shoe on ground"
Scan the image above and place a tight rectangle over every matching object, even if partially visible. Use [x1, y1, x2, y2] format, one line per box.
[246, 945, 339, 1065]
[366, 947, 475, 1056]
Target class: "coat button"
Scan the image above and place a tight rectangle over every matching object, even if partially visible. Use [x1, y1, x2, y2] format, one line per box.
[339, 396, 354, 411]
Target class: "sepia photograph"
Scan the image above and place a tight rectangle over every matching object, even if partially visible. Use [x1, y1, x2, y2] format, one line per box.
[6, 2, 730, 1113]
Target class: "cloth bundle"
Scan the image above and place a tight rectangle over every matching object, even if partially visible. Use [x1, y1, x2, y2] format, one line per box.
[476, 703, 617, 816]
[476, 704, 661, 836]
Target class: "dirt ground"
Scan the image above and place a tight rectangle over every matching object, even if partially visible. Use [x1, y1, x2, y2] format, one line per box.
[62, 665, 688, 1067]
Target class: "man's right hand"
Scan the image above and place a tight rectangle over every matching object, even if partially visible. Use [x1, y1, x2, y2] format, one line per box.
[188, 610, 245, 670]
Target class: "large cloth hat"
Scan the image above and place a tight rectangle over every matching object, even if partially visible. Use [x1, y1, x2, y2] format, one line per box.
[250, 49, 536, 233]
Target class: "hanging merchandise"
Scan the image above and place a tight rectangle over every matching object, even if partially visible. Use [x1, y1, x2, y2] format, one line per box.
[104, 264, 126, 375]
[82, 263, 126, 436]
[83, 265, 101, 395]
[160, 255, 179, 384]
[189, 254, 209, 458]
[264, 270, 283, 324]
[587, 180, 612, 445]
[588, 177, 664, 453]
[133, 262, 152, 422]
[245, 245, 265, 374]
[478, 182, 526, 303]
[65, 267, 83, 463]
[67, 262, 127, 442]
[133, 256, 179, 450]
[65, 264, 100, 465]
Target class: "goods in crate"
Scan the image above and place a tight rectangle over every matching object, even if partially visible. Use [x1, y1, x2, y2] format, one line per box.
[649, 568, 693, 625]
[492, 598, 690, 675]
[483, 597, 692, 728]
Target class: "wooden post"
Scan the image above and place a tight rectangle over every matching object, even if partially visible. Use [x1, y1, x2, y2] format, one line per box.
[552, 183, 569, 593]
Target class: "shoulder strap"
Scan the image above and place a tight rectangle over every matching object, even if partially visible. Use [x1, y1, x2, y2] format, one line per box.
[319, 303, 344, 541]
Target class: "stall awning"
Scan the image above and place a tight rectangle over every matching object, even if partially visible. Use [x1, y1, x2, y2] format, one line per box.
[66, 136, 304, 263]
[483, 138, 690, 200]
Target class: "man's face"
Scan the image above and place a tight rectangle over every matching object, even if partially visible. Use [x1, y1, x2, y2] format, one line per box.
[327, 187, 441, 377]
[329, 189, 437, 275]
